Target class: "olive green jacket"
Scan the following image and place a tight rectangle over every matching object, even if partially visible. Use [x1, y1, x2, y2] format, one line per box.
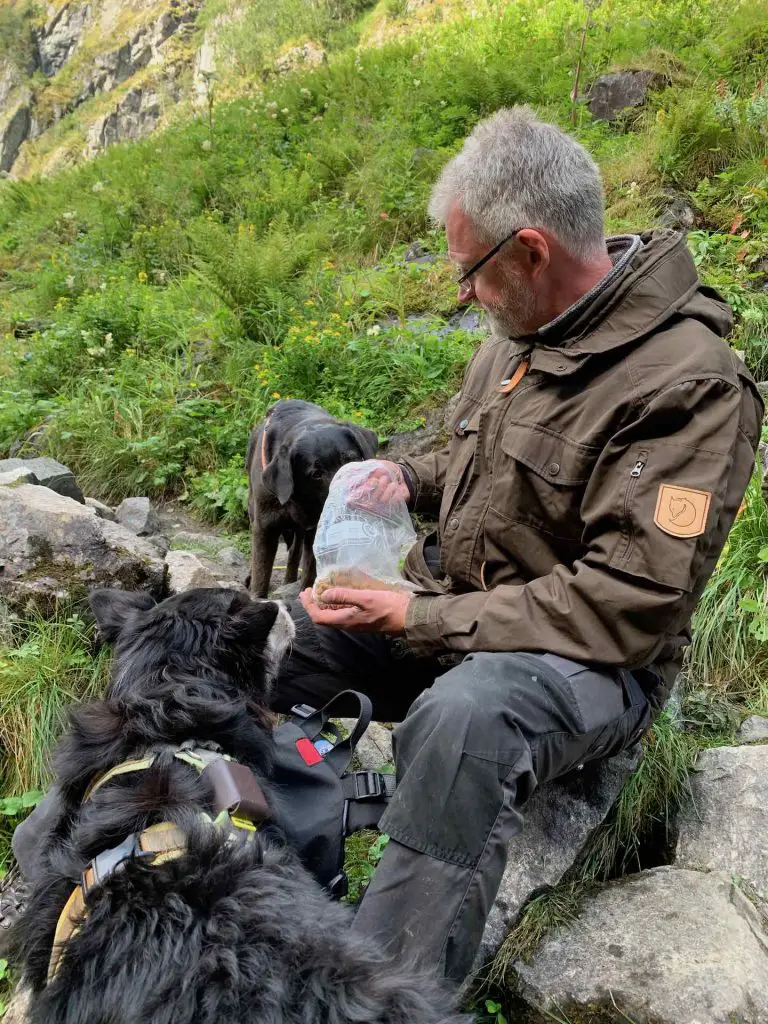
[401, 231, 763, 698]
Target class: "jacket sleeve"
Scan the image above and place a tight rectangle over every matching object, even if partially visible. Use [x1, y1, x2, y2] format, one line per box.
[399, 447, 450, 517]
[405, 376, 761, 664]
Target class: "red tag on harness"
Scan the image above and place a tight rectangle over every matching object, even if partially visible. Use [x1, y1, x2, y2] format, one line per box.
[296, 737, 323, 766]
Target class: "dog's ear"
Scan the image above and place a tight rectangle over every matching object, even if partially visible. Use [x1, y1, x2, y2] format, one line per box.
[89, 589, 157, 642]
[344, 425, 378, 460]
[263, 443, 294, 505]
[221, 593, 280, 647]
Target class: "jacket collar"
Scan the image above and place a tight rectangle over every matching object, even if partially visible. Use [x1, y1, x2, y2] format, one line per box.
[503, 230, 732, 378]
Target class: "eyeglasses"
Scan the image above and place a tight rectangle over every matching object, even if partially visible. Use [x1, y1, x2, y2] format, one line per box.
[457, 228, 523, 286]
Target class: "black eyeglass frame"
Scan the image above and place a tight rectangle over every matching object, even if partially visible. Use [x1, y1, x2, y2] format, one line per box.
[457, 227, 523, 286]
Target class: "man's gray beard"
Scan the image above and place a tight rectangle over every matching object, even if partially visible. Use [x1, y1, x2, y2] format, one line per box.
[484, 271, 536, 339]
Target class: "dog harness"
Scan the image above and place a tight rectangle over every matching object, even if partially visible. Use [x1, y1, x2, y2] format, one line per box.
[47, 745, 270, 983]
[45, 692, 394, 985]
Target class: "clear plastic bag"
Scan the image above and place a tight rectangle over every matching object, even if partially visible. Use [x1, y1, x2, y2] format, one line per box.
[313, 460, 417, 605]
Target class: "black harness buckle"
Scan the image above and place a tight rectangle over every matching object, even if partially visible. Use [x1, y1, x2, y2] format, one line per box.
[352, 771, 384, 800]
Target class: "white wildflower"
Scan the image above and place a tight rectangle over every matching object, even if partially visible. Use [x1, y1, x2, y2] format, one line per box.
[300, 88, 311, 98]
[366, 324, 381, 337]
[201, 139, 212, 151]
[270, 113, 278, 119]
[92, 181, 104, 194]
[281, 107, 290, 114]
[104, 332, 113, 345]
[62, 211, 75, 221]
[440, 99, 447, 107]
[100, 281, 107, 291]
[65, 275, 75, 289]
[413, 79, 421, 87]
[266, 100, 278, 111]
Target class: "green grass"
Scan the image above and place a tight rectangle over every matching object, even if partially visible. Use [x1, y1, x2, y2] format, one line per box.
[0, 612, 110, 798]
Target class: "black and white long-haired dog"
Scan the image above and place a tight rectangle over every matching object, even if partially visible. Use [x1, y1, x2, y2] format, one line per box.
[7, 587, 466, 1024]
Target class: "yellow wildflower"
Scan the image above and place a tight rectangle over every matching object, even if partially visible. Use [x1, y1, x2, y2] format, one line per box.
[138, 271, 148, 283]
[272, 392, 281, 399]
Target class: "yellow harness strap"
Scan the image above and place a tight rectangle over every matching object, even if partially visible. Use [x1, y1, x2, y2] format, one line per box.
[47, 885, 86, 983]
[84, 756, 156, 800]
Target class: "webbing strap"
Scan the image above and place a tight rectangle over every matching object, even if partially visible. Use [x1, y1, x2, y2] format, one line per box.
[342, 771, 396, 834]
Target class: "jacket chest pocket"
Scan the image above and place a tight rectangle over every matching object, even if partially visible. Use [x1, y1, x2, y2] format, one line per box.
[493, 423, 601, 540]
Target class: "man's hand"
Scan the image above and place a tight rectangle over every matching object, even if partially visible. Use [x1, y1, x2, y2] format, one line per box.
[300, 586, 412, 634]
[348, 461, 411, 513]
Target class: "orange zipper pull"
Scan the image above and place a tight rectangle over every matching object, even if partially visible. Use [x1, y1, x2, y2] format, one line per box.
[499, 358, 530, 394]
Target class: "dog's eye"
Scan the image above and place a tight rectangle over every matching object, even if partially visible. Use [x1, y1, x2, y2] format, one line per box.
[309, 469, 324, 480]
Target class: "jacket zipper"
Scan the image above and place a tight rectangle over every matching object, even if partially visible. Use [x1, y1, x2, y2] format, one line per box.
[621, 451, 648, 562]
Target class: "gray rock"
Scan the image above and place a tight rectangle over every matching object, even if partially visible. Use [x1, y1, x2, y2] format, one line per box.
[658, 196, 696, 231]
[383, 404, 452, 461]
[0, 89, 32, 173]
[164, 550, 220, 595]
[274, 40, 325, 74]
[271, 580, 303, 601]
[84, 497, 116, 521]
[478, 746, 641, 965]
[147, 534, 170, 556]
[85, 86, 164, 157]
[0, 468, 39, 488]
[443, 308, 485, 334]
[403, 242, 437, 266]
[587, 70, 664, 121]
[738, 715, 768, 743]
[216, 546, 248, 570]
[0, 457, 84, 503]
[340, 720, 394, 770]
[0, 484, 165, 614]
[115, 497, 159, 537]
[36, 2, 93, 77]
[676, 744, 768, 898]
[169, 530, 226, 552]
[514, 868, 768, 1024]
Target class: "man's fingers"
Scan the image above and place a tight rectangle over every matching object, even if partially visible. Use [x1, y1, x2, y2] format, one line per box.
[316, 587, 368, 608]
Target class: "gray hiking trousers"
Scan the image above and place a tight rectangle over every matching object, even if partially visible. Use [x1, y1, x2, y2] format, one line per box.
[273, 600, 655, 984]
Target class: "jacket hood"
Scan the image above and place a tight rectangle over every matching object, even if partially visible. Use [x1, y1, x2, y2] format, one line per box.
[524, 230, 733, 374]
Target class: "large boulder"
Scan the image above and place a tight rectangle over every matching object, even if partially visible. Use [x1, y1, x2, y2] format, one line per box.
[676, 744, 768, 898]
[478, 746, 640, 966]
[0, 457, 84, 503]
[0, 484, 165, 613]
[587, 70, 664, 121]
[513, 868, 768, 1024]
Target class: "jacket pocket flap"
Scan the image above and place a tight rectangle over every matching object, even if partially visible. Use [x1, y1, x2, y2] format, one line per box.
[501, 423, 600, 486]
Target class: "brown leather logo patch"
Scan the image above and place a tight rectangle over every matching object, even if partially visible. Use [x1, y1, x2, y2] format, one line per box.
[654, 484, 711, 538]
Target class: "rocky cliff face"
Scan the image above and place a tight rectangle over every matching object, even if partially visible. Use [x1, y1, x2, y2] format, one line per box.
[0, 0, 206, 177]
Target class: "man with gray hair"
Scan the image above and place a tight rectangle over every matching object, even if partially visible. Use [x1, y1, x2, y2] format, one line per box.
[277, 107, 762, 982]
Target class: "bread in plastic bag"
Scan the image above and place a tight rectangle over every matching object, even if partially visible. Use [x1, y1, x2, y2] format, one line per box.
[313, 460, 417, 605]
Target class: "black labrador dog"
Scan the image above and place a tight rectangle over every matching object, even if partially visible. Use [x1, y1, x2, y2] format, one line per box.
[246, 399, 377, 597]
[7, 587, 467, 1024]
